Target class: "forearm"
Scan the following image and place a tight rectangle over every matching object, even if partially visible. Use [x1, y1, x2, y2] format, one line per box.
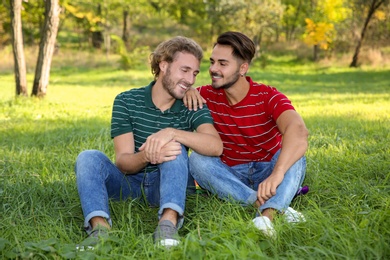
[116, 151, 149, 175]
[171, 128, 223, 156]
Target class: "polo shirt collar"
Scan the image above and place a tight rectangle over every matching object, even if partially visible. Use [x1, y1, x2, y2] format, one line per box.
[145, 81, 183, 113]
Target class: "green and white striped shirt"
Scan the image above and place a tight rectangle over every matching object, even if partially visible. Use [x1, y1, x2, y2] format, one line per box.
[111, 81, 214, 173]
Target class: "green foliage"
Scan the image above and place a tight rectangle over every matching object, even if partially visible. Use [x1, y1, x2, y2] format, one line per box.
[110, 34, 150, 70]
[21, 0, 46, 44]
[2, 0, 389, 65]
[0, 4, 11, 46]
[0, 53, 389, 259]
[282, 0, 310, 41]
[63, 2, 103, 32]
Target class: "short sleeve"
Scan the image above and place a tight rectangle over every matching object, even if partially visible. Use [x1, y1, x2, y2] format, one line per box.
[110, 93, 133, 139]
[189, 104, 214, 130]
[266, 87, 295, 121]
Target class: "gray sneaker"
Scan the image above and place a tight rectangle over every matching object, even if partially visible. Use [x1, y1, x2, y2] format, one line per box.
[153, 220, 180, 247]
[76, 227, 109, 251]
[89, 227, 109, 239]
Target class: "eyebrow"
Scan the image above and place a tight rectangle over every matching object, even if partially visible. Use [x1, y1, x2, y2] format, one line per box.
[181, 65, 199, 74]
[210, 57, 229, 63]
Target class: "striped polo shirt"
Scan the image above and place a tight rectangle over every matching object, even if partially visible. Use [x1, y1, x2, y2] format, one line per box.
[111, 81, 214, 173]
[197, 76, 295, 166]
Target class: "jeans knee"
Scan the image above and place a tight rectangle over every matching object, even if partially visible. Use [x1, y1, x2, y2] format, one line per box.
[177, 146, 189, 163]
[159, 146, 189, 175]
[77, 149, 100, 161]
[75, 150, 106, 175]
[189, 151, 203, 168]
[189, 152, 217, 179]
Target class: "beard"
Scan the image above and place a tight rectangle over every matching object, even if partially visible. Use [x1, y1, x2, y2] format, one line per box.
[161, 65, 185, 99]
[211, 69, 241, 90]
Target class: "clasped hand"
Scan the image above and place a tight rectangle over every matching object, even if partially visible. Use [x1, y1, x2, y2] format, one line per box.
[138, 128, 182, 164]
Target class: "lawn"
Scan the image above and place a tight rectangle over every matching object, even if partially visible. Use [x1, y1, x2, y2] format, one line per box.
[0, 52, 389, 259]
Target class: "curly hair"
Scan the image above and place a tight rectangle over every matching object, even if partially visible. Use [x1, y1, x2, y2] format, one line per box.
[150, 36, 203, 80]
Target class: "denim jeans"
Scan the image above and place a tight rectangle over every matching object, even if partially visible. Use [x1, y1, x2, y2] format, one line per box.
[189, 149, 306, 213]
[75, 145, 192, 233]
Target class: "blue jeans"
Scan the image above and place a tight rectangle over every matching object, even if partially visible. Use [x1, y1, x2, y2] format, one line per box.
[75, 145, 193, 233]
[189, 149, 306, 213]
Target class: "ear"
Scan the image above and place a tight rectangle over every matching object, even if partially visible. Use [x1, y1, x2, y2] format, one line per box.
[159, 61, 168, 74]
[240, 62, 249, 75]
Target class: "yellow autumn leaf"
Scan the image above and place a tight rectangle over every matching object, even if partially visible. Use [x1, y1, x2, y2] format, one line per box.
[375, 10, 386, 21]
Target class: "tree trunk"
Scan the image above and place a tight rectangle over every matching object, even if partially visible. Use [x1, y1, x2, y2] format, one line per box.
[10, 0, 28, 96]
[122, 7, 130, 49]
[122, 9, 129, 44]
[91, 3, 103, 49]
[350, 0, 386, 67]
[313, 44, 319, 61]
[31, 0, 61, 97]
[92, 30, 104, 48]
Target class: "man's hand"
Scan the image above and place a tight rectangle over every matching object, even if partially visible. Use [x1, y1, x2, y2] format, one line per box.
[183, 87, 206, 111]
[139, 128, 176, 164]
[141, 140, 182, 164]
[257, 172, 284, 205]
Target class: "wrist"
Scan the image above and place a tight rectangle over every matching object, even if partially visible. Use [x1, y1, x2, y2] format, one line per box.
[169, 128, 176, 140]
[271, 168, 285, 176]
[140, 150, 149, 163]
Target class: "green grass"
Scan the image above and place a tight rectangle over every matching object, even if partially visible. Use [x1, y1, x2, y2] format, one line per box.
[1, 52, 389, 259]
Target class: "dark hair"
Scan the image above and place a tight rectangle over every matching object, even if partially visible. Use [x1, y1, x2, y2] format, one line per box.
[215, 31, 256, 64]
[150, 36, 203, 79]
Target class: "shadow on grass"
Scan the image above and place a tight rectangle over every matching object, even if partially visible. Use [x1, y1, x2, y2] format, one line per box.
[250, 69, 390, 94]
[243, 56, 390, 95]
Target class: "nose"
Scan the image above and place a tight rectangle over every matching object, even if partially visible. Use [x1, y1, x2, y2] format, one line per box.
[209, 63, 216, 72]
[185, 73, 196, 85]
[209, 63, 219, 75]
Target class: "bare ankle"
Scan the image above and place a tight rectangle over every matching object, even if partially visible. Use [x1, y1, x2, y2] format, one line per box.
[261, 208, 276, 222]
[160, 208, 178, 226]
[90, 216, 110, 230]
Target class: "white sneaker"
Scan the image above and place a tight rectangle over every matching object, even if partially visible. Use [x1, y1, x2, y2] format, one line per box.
[252, 216, 276, 238]
[284, 207, 306, 223]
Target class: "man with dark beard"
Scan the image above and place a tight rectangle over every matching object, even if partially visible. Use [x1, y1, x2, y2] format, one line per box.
[185, 31, 309, 237]
[75, 36, 222, 249]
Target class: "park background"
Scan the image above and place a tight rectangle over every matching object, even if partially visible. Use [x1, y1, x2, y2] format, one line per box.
[1, 0, 389, 259]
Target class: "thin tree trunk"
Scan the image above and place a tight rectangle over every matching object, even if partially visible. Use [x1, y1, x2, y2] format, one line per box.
[31, 0, 61, 97]
[91, 4, 103, 49]
[10, 0, 28, 96]
[313, 44, 319, 61]
[350, 0, 385, 67]
[122, 9, 130, 46]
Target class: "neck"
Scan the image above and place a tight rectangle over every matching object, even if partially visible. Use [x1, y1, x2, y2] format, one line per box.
[152, 80, 175, 112]
[224, 76, 250, 105]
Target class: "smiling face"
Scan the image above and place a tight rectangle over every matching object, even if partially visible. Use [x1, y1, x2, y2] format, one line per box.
[161, 52, 200, 99]
[209, 44, 243, 90]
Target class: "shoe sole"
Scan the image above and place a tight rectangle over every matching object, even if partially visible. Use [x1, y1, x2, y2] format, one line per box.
[158, 238, 180, 247]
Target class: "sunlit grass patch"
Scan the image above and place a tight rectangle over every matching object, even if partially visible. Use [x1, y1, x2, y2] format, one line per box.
[0, 53, 389, 259]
